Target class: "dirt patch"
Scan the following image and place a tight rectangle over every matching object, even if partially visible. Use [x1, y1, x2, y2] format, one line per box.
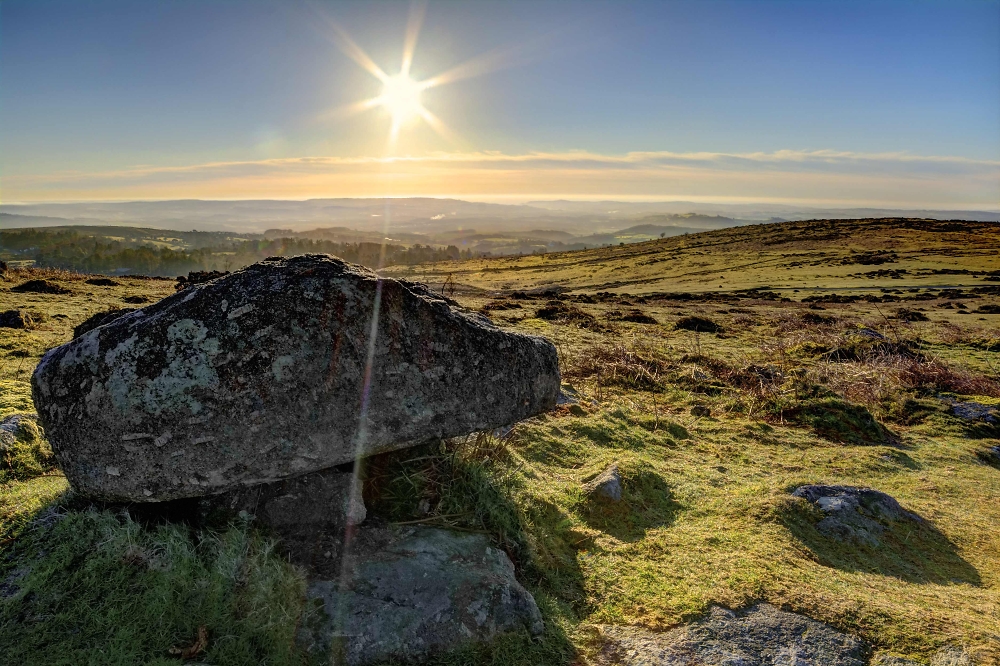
[894, 308, 929, 322]
[535, 301, 603, 330]
[0, 310, 33, 329]
[607, 308, 658, 325]
[675, 316, 723, 333]
[10, 279, 71, 295]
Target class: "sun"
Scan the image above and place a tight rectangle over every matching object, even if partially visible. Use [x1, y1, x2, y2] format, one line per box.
[379, 74, 424, 126]
[322, 2, 471, 146]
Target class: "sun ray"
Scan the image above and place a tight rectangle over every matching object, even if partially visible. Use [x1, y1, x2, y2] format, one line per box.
[418, 107, 459, 145]
[400, 0, 426, 77]
[320, 17, 389, 83]
[314, 97, 384, 123]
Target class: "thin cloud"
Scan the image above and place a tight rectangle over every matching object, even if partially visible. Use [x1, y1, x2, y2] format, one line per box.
[4, 149, 998, 206]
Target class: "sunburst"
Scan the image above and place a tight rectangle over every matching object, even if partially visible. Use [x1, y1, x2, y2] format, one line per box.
[321, 1, 509, 146]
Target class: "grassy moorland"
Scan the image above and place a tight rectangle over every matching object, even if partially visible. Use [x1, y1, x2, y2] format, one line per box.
[1, 218, 999, 664]
[384, 217, 1000, 296]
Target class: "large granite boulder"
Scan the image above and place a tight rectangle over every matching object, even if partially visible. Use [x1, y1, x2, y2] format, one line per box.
[32, 255, 560, 502]
[299, 526, 544, 665]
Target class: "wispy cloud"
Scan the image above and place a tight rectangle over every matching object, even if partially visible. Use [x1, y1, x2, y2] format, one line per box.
[4, 149, 998, 207]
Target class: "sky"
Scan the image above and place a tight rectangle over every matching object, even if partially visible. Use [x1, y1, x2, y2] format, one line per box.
[1, 0, 998, 207]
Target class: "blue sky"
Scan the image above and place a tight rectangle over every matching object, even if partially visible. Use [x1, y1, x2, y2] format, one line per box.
[1, 0, 998, 205]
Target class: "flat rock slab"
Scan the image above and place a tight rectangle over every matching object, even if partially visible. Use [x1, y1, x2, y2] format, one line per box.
[32, 255, 560, 502]
[299, 526, 544, 666]
[598, 604, 867, 666]
[792, 485, 919, 547]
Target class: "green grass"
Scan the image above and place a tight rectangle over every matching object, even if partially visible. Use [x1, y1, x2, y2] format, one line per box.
[383, 217, 1000, 298]
[2, 218, 1000, 665]
[1, 507, 307, 665]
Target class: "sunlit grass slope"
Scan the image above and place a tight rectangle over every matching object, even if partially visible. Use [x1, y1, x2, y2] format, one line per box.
[384, 218, 1000, 296]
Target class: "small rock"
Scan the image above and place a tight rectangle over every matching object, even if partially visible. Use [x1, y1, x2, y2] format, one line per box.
[557, 388, 580, 406]
[584, 464, 622, 502]
[979, 445, 1000, 465]
[792, 485, 919, 547]
[0, 414, 37, 449]
[691, 405, 711, 418]
[0, 310, 32, 329]
[598, 603, 867, 665]
[853, 327, 887, 340]
[299, 526, 543, 666]
[949, 400, 999, 425]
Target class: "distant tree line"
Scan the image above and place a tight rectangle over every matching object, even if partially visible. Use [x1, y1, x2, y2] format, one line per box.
[2, 232, 471, 276]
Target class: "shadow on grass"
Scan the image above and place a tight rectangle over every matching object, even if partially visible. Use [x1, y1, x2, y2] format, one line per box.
[579, 469, 680, 543]
[779, 497, 981, 586]
[785, 397, 898, 447]
[1, 492, 310, 665]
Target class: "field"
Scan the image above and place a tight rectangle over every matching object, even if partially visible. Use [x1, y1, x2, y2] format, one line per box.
[1, 218, 999, 665]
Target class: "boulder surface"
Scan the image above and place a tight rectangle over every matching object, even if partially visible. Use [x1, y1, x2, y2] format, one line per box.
[598, 604, 866, 665]
[32, 255, 560, 501]
[299, 526, 544, 665]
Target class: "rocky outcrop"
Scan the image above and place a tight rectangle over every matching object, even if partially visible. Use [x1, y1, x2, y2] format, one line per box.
[598, 604, 866, 665]
[32, 255, 560, 502]
[792, 485, 919, 547]
[299, 526, 544, 665]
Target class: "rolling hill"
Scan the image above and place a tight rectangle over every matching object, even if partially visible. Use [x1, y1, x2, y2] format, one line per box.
[383, 218, 1000, 296]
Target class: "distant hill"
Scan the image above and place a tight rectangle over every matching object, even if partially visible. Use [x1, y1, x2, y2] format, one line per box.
[384, 217, 1000, 295]
[3, 198, 997, 236]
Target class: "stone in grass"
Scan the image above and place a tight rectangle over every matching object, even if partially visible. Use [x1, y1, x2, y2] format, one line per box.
[949, 399, 999, 425]
[584, 464, 622, 502]
[792, 485, 920, 548]
[598, 604, 867, 666]
[32, 254, 560, 502]
[299, 526, 544, 666]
